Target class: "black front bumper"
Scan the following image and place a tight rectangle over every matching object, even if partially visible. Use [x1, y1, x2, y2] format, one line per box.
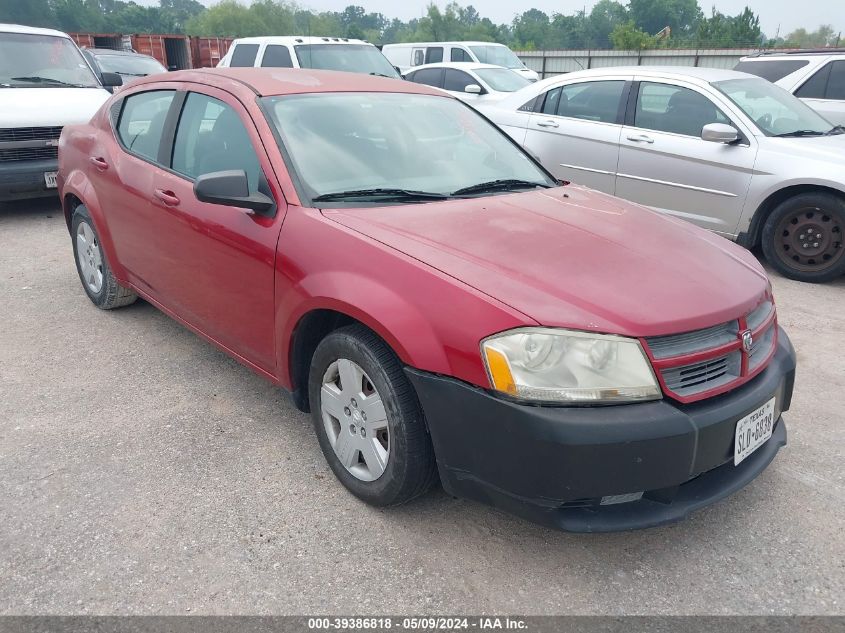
[406, 328, 796, 532]
[0, 159, 59, 202]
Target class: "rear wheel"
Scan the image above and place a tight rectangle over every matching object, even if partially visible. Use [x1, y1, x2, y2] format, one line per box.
[308, 324, 437, 506]
[71, 205, 137, 309]
[761, 193, 845, 283]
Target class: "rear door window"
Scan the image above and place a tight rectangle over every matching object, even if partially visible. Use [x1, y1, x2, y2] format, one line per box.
[407, 68, 443, 88]
[229, 43, 259, 67]
[425, 47, 443, 64]
[261, 45, 293, 68]
[541, 87, 562, 115]
[116, 90, 176, 162]
[734, 59, 810, 82]
[826, 61, 845, 100]
[796, 63, 831, 99]
[558, 81, 625, 123]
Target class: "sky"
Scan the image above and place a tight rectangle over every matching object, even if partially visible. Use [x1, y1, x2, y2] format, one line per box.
[144, 0, 845, 39]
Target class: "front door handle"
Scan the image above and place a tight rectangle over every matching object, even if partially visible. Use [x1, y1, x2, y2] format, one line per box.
[626, 134, 654, 144]
[536, 119, 559, 128]
[153, 189, 180, 206]
[89, 156, 109, 170]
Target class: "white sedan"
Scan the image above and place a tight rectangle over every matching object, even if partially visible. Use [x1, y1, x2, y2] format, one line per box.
[403, 62, 532, 105]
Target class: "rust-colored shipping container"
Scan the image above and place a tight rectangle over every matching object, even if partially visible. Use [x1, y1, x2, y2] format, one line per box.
[190, 36, 233, 68]
[130, 34, 192, 70]
[70, 33, 122, 50]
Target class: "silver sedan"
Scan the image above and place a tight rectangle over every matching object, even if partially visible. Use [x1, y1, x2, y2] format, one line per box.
[483, 67, 845, 282]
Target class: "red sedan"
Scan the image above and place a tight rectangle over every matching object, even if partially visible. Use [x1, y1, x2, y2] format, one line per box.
[58, 68, 796, 532]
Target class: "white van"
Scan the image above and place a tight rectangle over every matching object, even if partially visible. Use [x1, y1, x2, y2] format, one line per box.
[218, 36, 401, 79]
[382, 41, 538, 81]
[1, 23, 119, 201]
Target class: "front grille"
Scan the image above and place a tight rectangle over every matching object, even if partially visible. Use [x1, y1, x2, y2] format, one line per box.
[645, 300, 777, 402]
[0, 126, 63, 143]
[0, 146, 58, 162]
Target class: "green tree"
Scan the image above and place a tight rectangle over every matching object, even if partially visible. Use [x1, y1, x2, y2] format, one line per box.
[610, 20, 657, 49]
[587, 0, 628, 48]
[628, 0, 702, 40]
[512, 9, 550, 49]
[0, 0, 55, 27]
[184, 0, 263, 36]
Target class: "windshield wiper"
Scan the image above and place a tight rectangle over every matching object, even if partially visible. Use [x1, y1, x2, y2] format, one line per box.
[10, 76, 88, 87]
[451, 179, 552, 196]
[369, 72, 395, 78]
[772, 129, 826, 138]
[825, 125, 845, 136]
[312, 188, 449, 203]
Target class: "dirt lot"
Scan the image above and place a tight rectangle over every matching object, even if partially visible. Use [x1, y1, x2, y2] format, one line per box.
[1, 198, 843, 615]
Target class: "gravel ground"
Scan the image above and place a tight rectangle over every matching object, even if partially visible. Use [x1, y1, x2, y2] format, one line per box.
[1, 198, 843, 615]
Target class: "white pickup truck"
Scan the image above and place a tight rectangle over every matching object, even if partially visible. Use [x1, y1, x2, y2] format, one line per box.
[0, 23, 121, 202]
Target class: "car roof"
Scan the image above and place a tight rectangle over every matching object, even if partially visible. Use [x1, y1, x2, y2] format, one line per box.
[540, 65, 753, 84]
[138, 67, 450, 98]
[405, 62, 506, 72]
[740, 49, 845, 59]
[384, 41, 507, 47]
[0, 23, 72, 38]
[86, 48, 154, 58]
[230, 36, 372, 46]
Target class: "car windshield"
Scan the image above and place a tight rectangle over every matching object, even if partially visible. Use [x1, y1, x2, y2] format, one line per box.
[713, 77, 835, 136]
[262, 92, 554, 205]
[469, 45, 523, 69]
[474, 68, 531, 92]
[294, 44, 400, 78]
[0, 32, 100, 88]
[95, 53, 166, 76]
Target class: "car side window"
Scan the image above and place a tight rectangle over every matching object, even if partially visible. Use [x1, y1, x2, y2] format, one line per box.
[171, 93, 262, 193]
[261, 45, 293, 68]
[541, 87, 562, 115]
[451, 48, 469, 62]
[443, 69, 474, 92]
[116, 90, 176, 163]
[229, 44, 259, 67]
[826, 61, 845, 100]
[412, 49, 424, 66]
[425, 47, 443, 64]
[557, 81, 625, 123]
[408, 67, 443, 88]
[635, 82, 730, 137]
[796, 63, 831, 99]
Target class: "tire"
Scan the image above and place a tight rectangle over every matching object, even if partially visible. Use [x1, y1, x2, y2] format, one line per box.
[761, 192, 845, 283]
[71, 205, 137, 309]
[308, 324, 438, 506]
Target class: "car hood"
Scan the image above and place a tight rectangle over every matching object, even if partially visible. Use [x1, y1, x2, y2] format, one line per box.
[762, 133, 845, 162]
[0, 87, 110, 127]
[321, 186, 769, 337]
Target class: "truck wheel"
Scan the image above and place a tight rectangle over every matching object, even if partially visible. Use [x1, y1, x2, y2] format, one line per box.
[762, 192, 845, 283]
[71, 205, 137, 309]
[308, 324, 437, 506]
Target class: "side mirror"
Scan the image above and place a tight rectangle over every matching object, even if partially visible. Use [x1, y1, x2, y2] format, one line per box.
[701, 123, 739, 144]
[100, 72, 123, 88]
[464, 83, 483, 95]
[194, 170, 274, 214]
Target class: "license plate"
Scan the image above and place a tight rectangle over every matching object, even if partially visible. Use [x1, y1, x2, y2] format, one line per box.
[44, 171, 58, 189]
[734, 397, 776, 465]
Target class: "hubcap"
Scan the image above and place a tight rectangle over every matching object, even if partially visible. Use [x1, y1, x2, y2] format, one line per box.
[75, 221, 104, 294]
[320, 359, 389, 482]
[776, 207, 843, 273]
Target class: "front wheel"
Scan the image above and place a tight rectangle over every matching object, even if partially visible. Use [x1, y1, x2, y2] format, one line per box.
[308, 324, 437, 506]
[761, 193, 845, 283]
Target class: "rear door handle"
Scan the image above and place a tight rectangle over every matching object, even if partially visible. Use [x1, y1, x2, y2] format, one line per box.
[89, 156, 109, 170]
[626, 134, 654, 144]
[153, 189, 180, 206]
[536, 119, 559, 128]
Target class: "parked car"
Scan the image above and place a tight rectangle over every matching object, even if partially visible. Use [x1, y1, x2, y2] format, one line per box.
[382, 41, 539, 81]
[81, 48, 167, 92]
[58, 67, 795, 532]
[0, 24, 121, 202]
[484, 66, 845, 283]
[735, 50, 845, 125]
[218, 36, 400, 79]
[403, 62, 531, 104]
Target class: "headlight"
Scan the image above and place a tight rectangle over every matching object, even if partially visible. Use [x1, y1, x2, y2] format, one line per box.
[481, 328, 661, 404]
